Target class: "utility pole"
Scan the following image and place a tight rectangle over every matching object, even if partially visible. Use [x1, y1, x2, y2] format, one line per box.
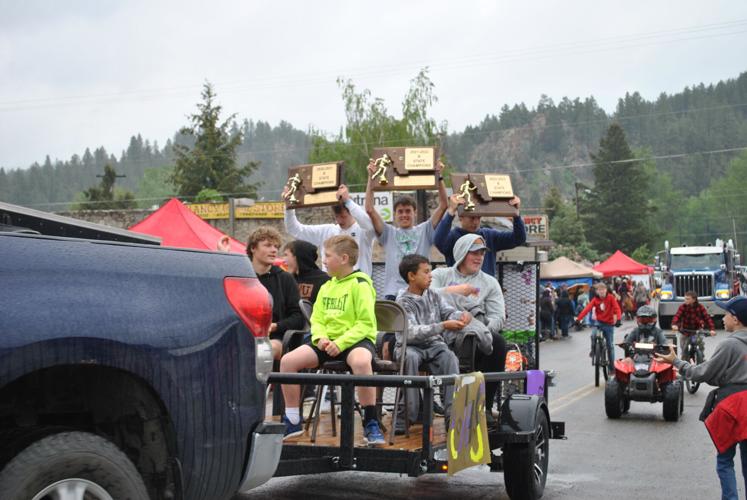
[733, 217, 739, 250]
[574, 182, 580, 218]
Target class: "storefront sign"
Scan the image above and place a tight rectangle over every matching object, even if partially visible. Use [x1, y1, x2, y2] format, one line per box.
[522, 214, 548, 240]
[189, 202, 285, 220]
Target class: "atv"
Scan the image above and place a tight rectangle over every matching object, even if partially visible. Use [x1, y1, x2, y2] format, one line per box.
[605, 342, 684, 421]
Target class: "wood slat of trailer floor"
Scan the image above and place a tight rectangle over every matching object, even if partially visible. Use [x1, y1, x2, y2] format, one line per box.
[267, 412, 447, 450]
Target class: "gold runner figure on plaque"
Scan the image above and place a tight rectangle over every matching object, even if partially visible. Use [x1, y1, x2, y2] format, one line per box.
[285, 173, 302, 205]
[371, 153, 393, 185]
[457, 179, 478, 211]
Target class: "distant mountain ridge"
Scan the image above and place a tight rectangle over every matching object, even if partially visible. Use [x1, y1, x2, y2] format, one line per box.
[1, 71, 746, 212]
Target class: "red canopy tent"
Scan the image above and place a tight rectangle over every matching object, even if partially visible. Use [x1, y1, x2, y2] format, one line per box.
[129, 198, 246, 253]
[593, 250, 652, 277]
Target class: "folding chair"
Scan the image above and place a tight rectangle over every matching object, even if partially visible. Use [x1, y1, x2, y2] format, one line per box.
[371, 300, 409, 445]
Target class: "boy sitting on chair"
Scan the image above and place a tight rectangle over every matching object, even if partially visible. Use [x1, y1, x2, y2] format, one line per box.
[394, 254, 476, 435]
[279, 235, 385, 445]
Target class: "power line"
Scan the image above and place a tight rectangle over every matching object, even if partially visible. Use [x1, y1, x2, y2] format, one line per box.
[1, 18, 746, 112]
[18, 144, 747, 209]
[8, 97, 747, 171]
[510, 146, 747, 175]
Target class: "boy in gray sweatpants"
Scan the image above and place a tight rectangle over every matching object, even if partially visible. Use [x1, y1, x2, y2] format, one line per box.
[394, 254, 487, 434]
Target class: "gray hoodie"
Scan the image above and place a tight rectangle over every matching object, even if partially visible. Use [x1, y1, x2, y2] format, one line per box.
[674, 329, 747, 386]
[395, 288, 462, 349]
[431, 233, 506, 334]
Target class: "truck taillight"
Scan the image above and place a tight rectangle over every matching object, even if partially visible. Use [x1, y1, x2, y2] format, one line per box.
[224, 277, 272, 337]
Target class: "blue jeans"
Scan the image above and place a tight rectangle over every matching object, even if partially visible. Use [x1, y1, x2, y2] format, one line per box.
[717, 440, 747, 500]
[595, 323, 615, 367]
[558, 315, 572, 337]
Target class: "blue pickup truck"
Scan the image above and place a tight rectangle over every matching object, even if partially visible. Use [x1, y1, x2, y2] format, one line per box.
[0, 201, 283, 500]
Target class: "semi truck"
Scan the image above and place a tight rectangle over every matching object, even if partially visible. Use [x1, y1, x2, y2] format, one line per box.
[657, 239, 742, 329]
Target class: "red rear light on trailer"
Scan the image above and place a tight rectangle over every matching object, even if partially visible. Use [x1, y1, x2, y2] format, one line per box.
[224, 277, 272, 337]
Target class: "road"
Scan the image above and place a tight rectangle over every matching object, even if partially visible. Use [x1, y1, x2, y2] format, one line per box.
[239, 322, 743, 499]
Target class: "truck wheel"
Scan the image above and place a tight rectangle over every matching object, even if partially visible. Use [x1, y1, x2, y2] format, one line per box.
[0, 431, 149, 500]
[604, 379, 624, 419]
[663, 382, 682, 422]
[503, 410, 549, 500]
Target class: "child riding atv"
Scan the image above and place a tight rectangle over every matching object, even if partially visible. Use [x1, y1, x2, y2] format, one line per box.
[606, 305, 684, 421]
[621, 305, 668, 356]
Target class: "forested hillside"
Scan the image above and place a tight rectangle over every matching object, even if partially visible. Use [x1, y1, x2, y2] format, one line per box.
[1, 71, 745, 253]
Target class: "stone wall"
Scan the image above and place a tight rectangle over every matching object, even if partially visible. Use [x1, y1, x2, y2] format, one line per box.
[57, 192, 445, 262]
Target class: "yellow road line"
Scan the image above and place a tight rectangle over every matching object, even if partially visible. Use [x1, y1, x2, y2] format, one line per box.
[549, 384, 599, 414]
[550, 383, 598, 405]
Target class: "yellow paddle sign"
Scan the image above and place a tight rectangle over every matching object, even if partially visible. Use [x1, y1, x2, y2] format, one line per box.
[448, 372, 491, 475]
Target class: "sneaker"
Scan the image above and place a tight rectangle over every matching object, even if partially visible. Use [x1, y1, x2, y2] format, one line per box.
[363, 419, 386, 446]
[433, 400, 445, 416]
[319, 399, 332, 414]
[281, 415, 304, 440]
[393, 413, 409, 436]
[394, 421, 407, 436]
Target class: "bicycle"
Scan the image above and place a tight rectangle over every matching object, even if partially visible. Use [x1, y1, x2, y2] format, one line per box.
[678, 328, 710, 394]
[591, 325, 609, 387]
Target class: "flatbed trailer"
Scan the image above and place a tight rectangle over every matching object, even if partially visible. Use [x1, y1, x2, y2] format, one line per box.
[267, 369, 565, 500]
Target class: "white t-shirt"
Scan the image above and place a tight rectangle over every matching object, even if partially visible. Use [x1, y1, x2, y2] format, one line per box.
[378, 220, 435, 298]
[284, 199, 376, 276]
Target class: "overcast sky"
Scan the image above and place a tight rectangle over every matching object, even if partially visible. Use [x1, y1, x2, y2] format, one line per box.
[1, 0, 746, 170]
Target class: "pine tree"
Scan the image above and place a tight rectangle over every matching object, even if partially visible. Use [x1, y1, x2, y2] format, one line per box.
[583, 123, 657, 254]
[170, 83, 260, 198]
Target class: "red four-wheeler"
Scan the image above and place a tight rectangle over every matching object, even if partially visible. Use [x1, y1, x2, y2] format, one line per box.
[605, 342, 684, 421]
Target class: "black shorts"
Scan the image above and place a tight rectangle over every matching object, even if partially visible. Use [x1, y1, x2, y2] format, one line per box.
[311, 338, 376, 366]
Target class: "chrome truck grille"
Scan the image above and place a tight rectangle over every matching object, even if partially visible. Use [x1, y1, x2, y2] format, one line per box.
[675, 273, 713, 299]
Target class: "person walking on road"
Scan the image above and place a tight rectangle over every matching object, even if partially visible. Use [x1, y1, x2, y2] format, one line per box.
[555, 289, 575, 338]
[655, 296, 747, 500]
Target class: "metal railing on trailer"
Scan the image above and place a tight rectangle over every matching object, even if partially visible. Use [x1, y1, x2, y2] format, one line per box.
[268, 369, 565, 499]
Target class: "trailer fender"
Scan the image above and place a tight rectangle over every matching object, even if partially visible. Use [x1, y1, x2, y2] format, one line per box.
[499, 394, 549, 435]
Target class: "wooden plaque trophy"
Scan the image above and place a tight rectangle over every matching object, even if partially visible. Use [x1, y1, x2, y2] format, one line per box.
[283, 162, 344, 209]
[449, 173, 518, 217]
[370, 146, 440, 191]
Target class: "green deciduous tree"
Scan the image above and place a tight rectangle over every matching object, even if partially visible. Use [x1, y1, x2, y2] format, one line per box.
[171, 83, 260, 198]
[583, 123, 657, 255]
[136, 166, 175, 208]
[309, 68, 445, 188]
[686, 151, 747, 256]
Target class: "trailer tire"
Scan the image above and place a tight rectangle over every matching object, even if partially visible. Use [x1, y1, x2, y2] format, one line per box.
[503, 409, 549, 500]
[0, 431, 148, 500]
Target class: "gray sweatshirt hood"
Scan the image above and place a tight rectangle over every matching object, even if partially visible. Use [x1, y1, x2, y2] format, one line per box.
[453, 233, 484, 270]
